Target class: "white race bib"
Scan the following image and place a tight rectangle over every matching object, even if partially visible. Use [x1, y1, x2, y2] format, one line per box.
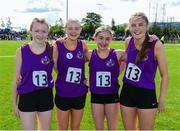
[33, 71, 48, 87]
[66, 67, 82, 84]
[125, 63, 141, 82]
[96, 72, 111, 87]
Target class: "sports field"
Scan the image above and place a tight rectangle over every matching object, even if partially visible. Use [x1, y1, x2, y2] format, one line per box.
[0, 40, 179, 130]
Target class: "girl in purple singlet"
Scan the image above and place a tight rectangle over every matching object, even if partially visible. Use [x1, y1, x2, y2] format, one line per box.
[119, 12, 168, 130]
[53, 19, 89, 130]
[13, 18, 54, 130]
[85, 26, 126, 130]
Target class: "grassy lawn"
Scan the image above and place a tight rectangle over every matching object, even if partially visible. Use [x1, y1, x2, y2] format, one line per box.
[0, 40, 179, 130]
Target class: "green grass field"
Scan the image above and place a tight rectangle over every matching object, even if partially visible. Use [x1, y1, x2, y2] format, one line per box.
[0, 40, 180, 130]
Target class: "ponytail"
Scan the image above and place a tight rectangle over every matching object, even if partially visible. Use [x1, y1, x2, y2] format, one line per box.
[135, 34, 151, 64]
[45, 41, 53, 63]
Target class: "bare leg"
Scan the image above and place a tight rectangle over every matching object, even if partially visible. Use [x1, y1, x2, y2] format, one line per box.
[138, 108, 157, 130]
[19, 111, 36, 130]
[91, 103, 105, 130]
[120, 104, 137, 130]
[56, 108, 70, 130]
[71, 108, 84, 130]
[105, 103, 119, 130]
[37, 110, 52, 130]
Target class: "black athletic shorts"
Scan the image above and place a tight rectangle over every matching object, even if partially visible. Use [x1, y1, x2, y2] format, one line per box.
[18, 88, 54, 112]
[119, 83, 158, 109]
[91, 93, 119, 104]
[55, 94, 87, 111]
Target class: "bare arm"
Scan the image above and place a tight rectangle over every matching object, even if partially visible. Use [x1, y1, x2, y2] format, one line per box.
[115, 49, 126, 74]
[124, 36, 131, 51]
[82, 40, 92, 62]
[155, 41, 168, 113]
[149, 34, 159, 42]
[12, 48, 22, 117]
[117, 37, 131, 74]
[53, 42, 58, 73]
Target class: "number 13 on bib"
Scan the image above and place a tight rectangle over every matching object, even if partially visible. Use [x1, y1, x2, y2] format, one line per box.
[125, 63, 142, 82]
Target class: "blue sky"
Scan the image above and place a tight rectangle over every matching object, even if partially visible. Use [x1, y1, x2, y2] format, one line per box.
[0, 0, 179, 30]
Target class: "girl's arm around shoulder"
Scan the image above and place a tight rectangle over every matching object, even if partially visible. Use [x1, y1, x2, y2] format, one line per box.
[115, 49, 126, 75]
[149, 34, 159, 42]
[115, 49, 126, 62]
[82, 40, 92, 62]
[124, 36, 132, 50]
[115, 36, 132, 61]
[155, 40, 168, 113]
[53, 42, 58, 73]
[82, 40, 89, 52]
[114, 37, 131, 75]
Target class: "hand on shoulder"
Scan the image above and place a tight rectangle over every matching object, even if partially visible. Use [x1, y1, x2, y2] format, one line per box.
[149, 34, 159, 42]
[115, 49, 126, 61]
[154, 40, 165, 60]
[155, 40, 164, 52]
[125, 36, 132, 50]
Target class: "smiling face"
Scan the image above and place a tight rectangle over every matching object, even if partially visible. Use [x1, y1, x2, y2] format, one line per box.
[129, 16, 148, 40]
[65, 20, 81, 41]
[94, 31, 112, 50]
[31, 22, 49, 44]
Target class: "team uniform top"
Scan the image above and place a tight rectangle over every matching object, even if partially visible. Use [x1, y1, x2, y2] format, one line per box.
[55, 40, 88, 97]
[89, 49, 120, 94]
[123, 37, 158, 90]
[17, 44, 54, 95]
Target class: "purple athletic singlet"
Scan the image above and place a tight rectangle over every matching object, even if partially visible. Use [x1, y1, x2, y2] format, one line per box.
[55, 40, 88, 97]
[89, 49, 120, 94]
[123, 37, 158, 89]
[17, 44, 54, 94]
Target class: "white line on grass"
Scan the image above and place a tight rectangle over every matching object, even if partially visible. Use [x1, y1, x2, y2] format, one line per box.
[0, 55, 15, 58]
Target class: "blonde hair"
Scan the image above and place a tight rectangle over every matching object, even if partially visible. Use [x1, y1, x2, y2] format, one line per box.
[29, 18, 52, 62]
[29, 18, 49, 31]
[93, 25, 114, 38]
[65, 18, 81, 28]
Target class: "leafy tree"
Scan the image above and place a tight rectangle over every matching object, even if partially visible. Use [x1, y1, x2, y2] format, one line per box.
[81, 12, 102, 40]
[49, 24, 64, 39]
[111, 19, 126, 40]
[149, 23, 163, 38]
[6, 17, 12, 29]
[114, 24, 126, 40]
[111, 18, 116, 31]
[0, 19, 5, 27]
